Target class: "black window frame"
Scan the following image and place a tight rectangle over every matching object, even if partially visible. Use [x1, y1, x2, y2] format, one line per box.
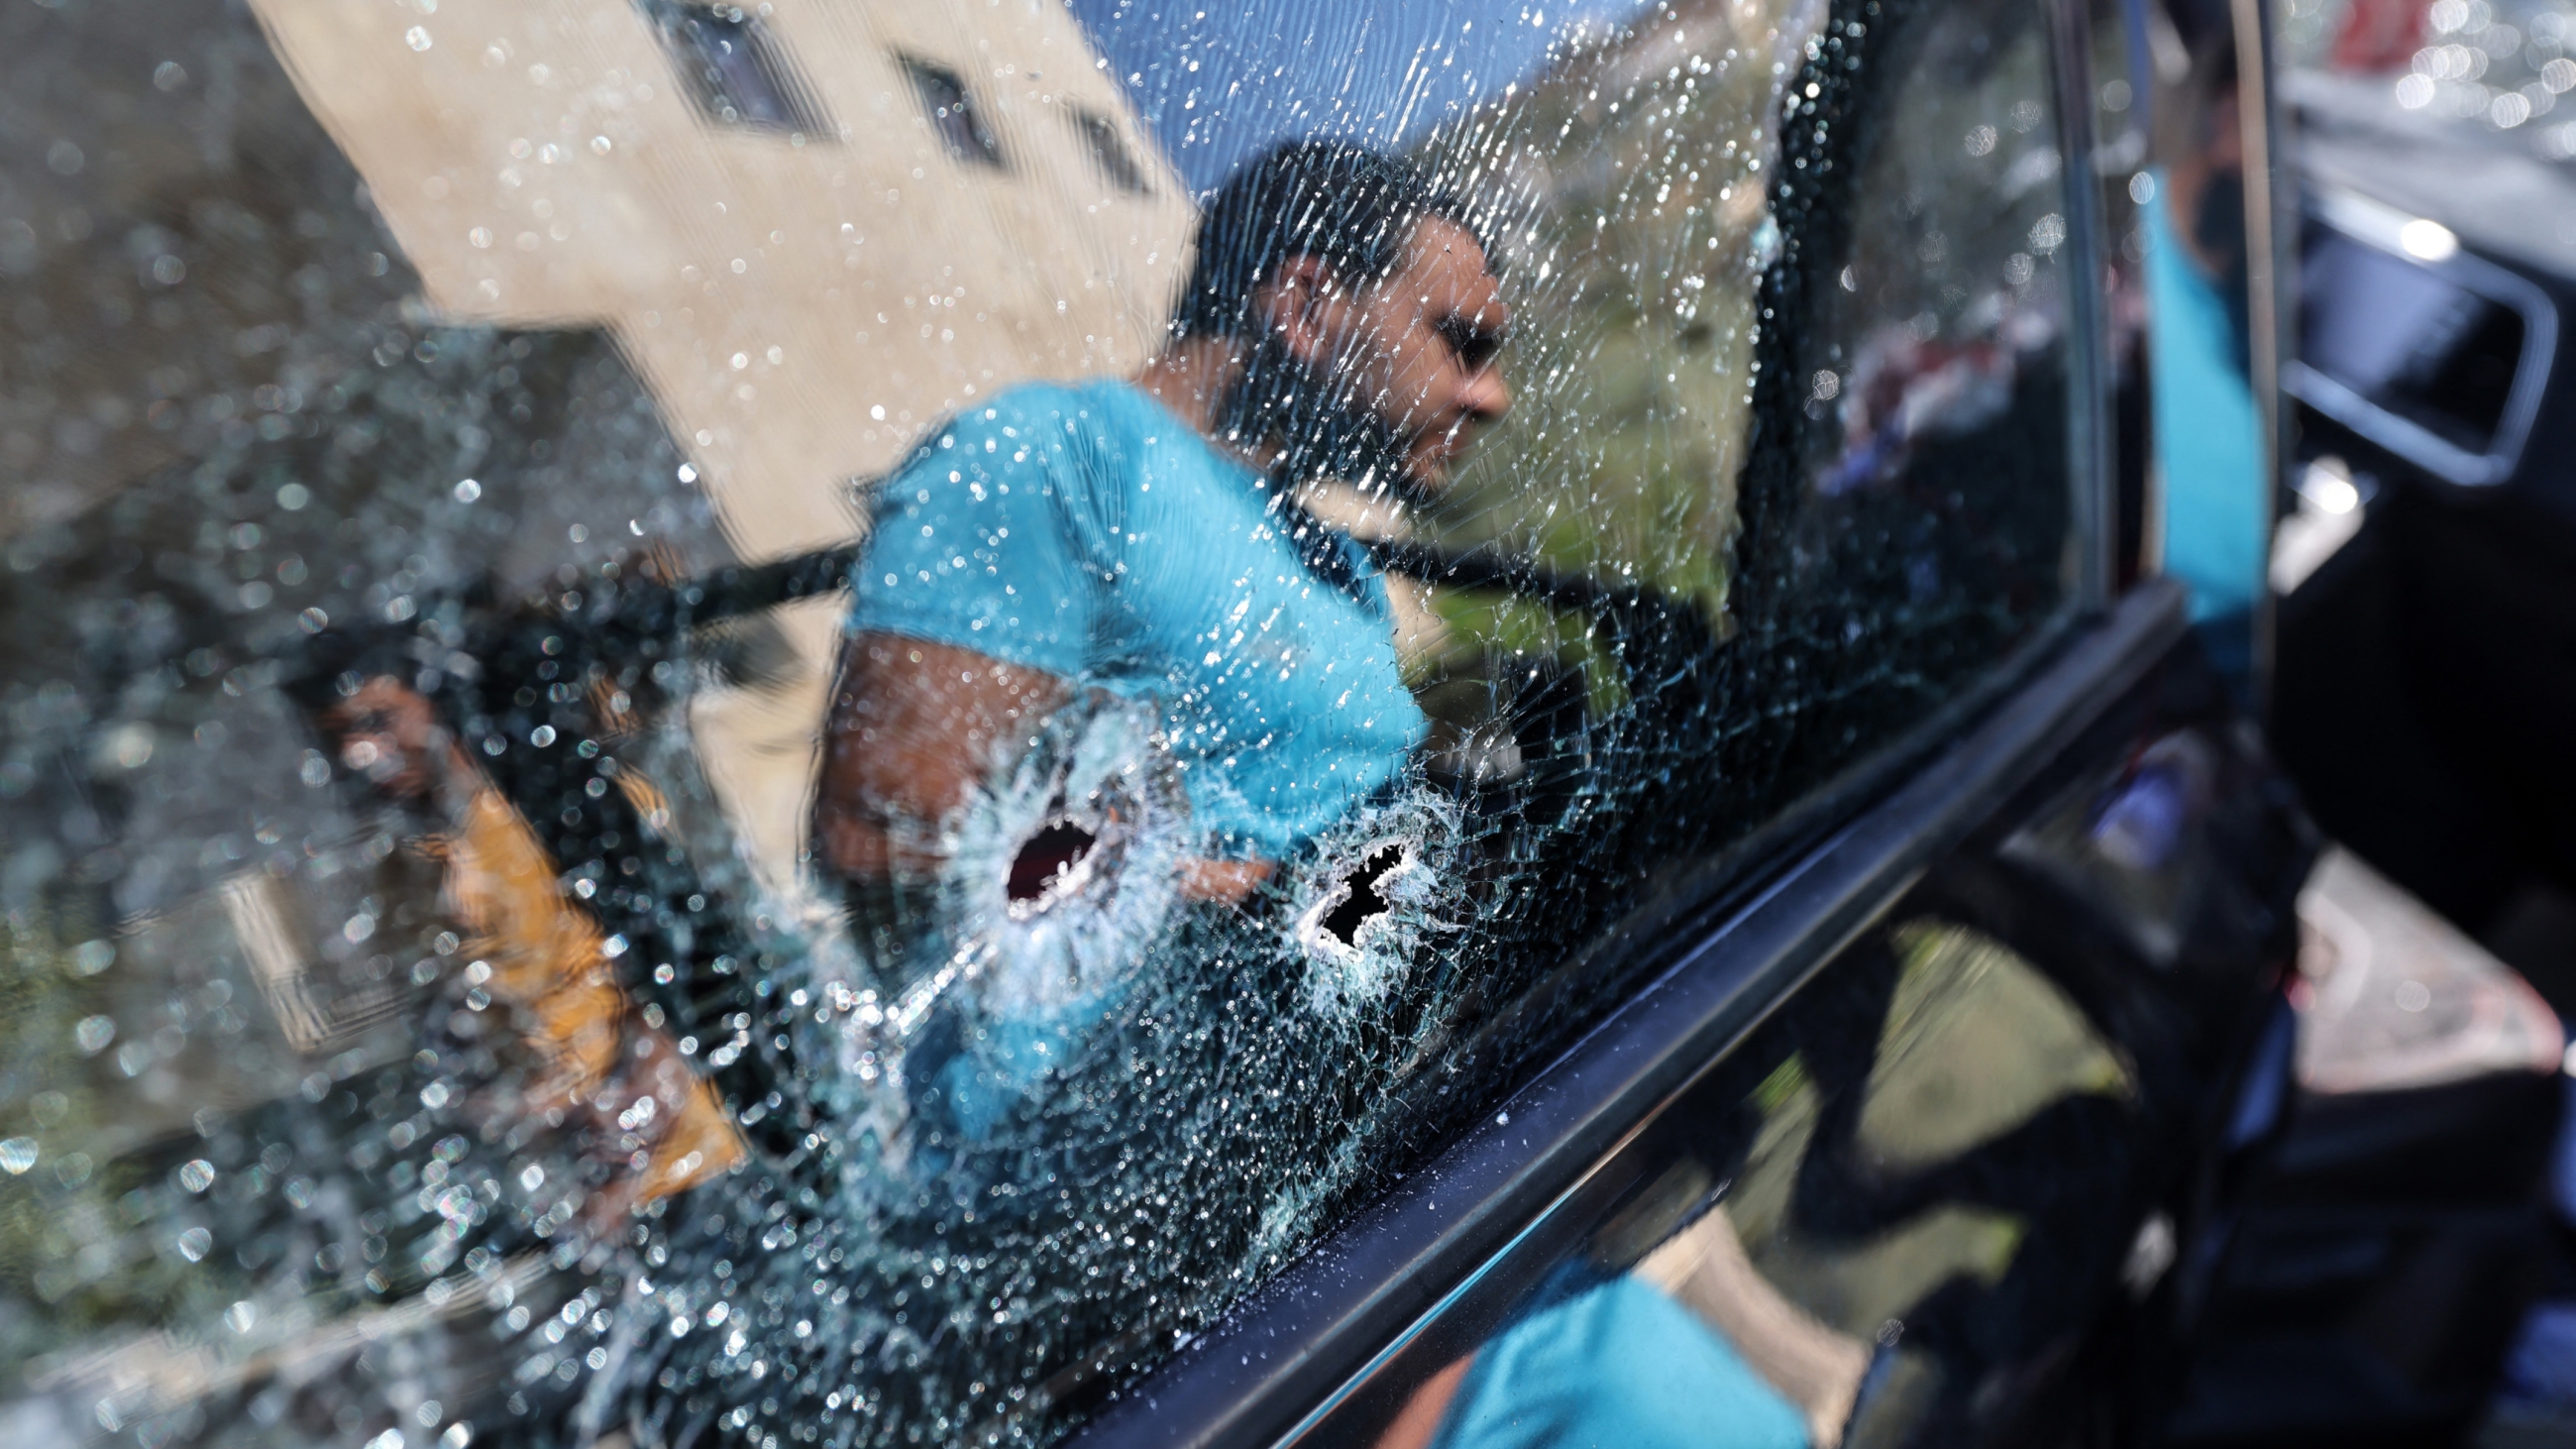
[902, 56, 1009, 170]
[1068, 105, 1153, 196]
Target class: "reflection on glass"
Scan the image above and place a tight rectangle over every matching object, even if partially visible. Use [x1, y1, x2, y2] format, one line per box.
[2001, 726, 2223, 967]
[1345, 918, 2133, 1449]
[3, 0, 2081, 1441]
[1771, 0, 2077, 666]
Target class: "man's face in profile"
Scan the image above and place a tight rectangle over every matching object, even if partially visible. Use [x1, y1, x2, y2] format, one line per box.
[1272, 216, 1514, 494]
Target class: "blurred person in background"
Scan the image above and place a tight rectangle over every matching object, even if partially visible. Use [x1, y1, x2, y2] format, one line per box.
[2144, 0, 2270, 691]
[287, 644, 744, 1225]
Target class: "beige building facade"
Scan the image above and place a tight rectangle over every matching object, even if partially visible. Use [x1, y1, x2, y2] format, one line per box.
[246, 0, 1197, 881]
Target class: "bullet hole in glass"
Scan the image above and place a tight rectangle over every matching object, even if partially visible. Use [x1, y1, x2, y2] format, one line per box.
[1317, 843, 1406, 949]
[1006, 821, 1101, 908]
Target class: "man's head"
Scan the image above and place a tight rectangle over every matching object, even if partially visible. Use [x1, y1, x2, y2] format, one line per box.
[316, 677, 450, 801]
[1176, 142, 1511, 496]
[281, 632, 455, 802]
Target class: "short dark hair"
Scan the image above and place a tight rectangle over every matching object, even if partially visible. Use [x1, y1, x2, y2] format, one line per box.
[275, 626, 425, 721]
[1171, 140, 1487, 341]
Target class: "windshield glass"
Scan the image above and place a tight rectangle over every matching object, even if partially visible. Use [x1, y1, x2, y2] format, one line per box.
[0, 0, 2079, 1443]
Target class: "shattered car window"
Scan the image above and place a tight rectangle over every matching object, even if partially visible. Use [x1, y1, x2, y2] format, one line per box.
[0, 0, 2079, 1443]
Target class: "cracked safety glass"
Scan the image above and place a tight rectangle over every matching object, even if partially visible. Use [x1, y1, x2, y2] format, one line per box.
[1, 0, 2080, 1443]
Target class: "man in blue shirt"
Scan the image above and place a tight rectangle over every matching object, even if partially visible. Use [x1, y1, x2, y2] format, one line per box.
[807, 143, 1512, 1135]
[813, 142, 1511, 918]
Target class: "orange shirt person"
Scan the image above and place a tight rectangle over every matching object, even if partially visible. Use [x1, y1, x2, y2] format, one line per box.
[318, 673, 743, 1218]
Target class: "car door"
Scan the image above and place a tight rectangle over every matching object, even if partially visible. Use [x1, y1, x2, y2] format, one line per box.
[1056, 0, 2315, 1443]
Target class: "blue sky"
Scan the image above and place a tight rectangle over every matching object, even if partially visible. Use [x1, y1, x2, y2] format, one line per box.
[1065, 0, 1653, 193]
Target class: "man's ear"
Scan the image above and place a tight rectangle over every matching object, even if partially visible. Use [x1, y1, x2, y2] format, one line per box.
[1249, 255, 1346, 368]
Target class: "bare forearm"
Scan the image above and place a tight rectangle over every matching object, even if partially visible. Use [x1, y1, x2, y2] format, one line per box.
[814, 633, 1068, 877]
[813, 631, 1276, 903]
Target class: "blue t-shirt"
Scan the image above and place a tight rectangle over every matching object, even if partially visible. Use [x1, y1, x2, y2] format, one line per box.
[2144, 177, 2266, 631]
[1432, 1277, 1811, 1449]
[847, 379, 1429, 860]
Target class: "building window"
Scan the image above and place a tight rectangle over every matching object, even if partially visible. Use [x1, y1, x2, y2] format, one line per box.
[1068, 107, 1151, 195]
[901, 57, 1006, 169]
[644, 1, 829, 137]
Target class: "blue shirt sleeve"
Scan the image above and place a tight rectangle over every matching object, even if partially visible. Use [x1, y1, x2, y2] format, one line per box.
[1432, 1277, 1810, 1449]
[847, 390, 1118, 680]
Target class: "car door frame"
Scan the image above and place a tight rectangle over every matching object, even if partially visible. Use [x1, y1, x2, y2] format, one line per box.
[1042, 0, 2248, 1435]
